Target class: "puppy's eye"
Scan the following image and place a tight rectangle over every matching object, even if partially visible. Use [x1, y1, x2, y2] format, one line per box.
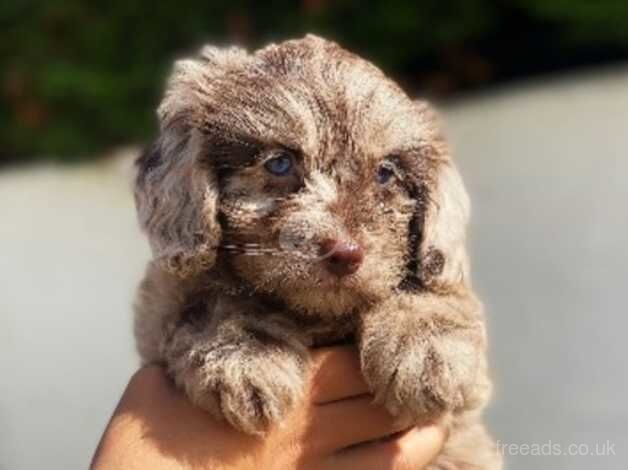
[376, 161, 397, 185]
[264, 151, 293, 176]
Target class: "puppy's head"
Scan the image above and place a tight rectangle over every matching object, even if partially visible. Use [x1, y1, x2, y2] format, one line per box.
[135, 35, 470, 315]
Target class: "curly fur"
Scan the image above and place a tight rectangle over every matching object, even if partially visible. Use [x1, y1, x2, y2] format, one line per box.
[133, 35, 501, 468]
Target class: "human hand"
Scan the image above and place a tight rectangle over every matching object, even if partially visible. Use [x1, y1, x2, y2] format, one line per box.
[91, 346, 445, 470]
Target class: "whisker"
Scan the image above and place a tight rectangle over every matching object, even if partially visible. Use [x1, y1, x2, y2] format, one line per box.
[217, 243, 293, 257]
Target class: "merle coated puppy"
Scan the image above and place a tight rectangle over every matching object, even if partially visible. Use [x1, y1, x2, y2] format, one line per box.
[133, 35, 500, 469]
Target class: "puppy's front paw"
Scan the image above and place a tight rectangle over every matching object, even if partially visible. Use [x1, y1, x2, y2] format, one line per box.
[173, 348, 306, 435]
[360, 302, 479, 419]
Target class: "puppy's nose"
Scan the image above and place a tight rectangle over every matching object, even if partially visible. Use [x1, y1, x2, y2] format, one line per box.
[320, 239, 364, 276]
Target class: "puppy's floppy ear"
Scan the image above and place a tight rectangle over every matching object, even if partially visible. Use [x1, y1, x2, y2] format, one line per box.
[414, 101, 471, 292]
[134, 46, 248, 277]
[135, 128, 220, 277]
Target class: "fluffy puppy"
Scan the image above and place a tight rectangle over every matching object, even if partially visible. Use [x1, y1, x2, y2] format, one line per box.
[133, 35, 501, 469]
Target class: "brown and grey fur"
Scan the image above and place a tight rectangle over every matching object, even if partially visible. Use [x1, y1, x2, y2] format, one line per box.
[133, 35, 501, 469]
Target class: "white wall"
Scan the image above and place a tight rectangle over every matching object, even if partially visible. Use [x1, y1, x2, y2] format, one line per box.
[0, 154, 150, 470]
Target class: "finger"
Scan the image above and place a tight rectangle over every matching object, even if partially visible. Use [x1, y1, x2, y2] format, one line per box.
[306, 395, 413, 454]
[308, 346, 369, 404]
[118, 365, 179, 411]
[392, 424, 447, 469]
[116, 366, 219, 436]
[327, 424, 446, 470]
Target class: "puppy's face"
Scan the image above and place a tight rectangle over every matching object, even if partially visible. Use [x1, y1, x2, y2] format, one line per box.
[136, 35, 470, 316]
[220, 145, 419, 315]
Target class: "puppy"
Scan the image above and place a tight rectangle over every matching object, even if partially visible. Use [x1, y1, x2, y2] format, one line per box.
[133, 35, 501, 469]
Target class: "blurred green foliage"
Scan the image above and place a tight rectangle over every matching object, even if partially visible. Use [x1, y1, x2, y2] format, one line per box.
[2, 0, 628, 164]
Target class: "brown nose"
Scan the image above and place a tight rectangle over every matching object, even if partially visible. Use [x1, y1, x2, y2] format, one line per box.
[320, 239, 364, 276]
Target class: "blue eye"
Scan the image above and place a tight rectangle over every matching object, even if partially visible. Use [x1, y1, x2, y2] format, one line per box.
[264, 152, 293, 176]
[376, 163, 395, 184]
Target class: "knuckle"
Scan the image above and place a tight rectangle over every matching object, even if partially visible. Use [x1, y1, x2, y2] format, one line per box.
[129, 365, 166, 391]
